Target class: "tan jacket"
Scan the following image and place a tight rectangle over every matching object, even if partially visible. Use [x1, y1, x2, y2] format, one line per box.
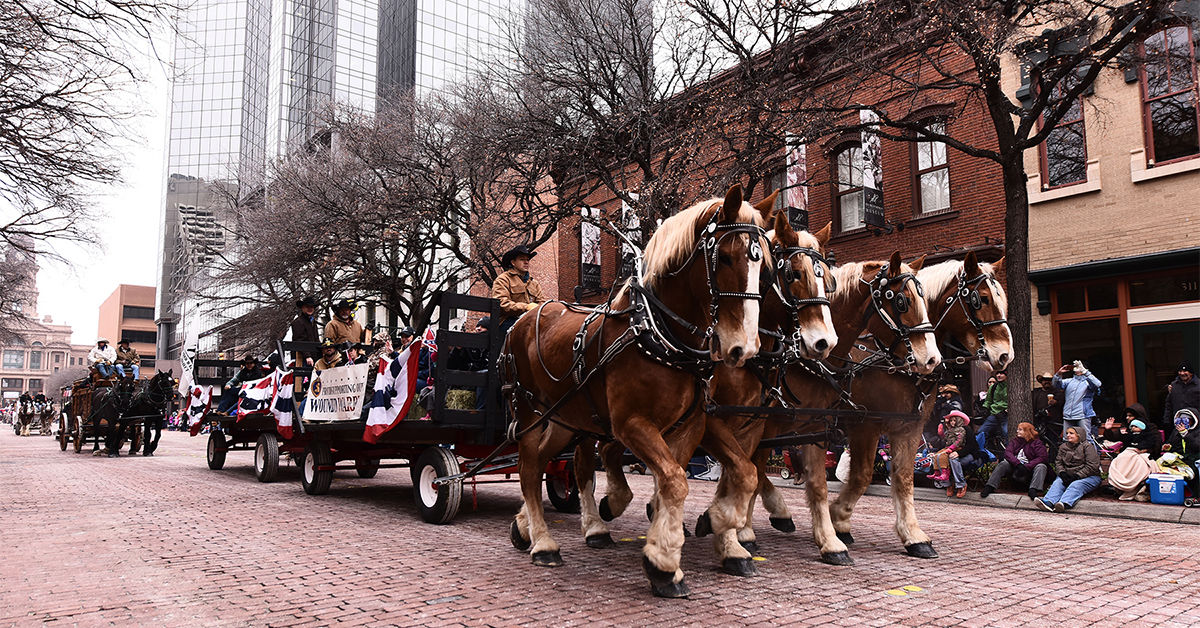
[116, 347, 141, 366]
[491, 269, 544, 320]
[314, 353, 344, 371]
[324, 317, 364, 345]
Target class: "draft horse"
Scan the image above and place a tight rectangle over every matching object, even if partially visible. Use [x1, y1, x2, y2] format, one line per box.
[503, 185, 772, 598]
[93, 371, 175, 457]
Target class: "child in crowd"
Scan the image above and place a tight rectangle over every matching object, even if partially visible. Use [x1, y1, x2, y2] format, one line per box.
[928, 411, 967, 482]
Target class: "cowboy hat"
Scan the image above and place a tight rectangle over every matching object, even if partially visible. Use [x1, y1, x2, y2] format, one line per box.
[331, 298, 355, 312]
[501, 245, 537, 269]
[96, 337, 109, 344]
[1036, 371, 1054, 382]
[296, 295, 319, 308]
[938, 384, 960, 395]
[118, 338, 131, 345]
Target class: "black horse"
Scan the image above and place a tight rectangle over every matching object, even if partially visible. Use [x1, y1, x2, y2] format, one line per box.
[137, 371, 175, 456]
[92, 371, 174, 457]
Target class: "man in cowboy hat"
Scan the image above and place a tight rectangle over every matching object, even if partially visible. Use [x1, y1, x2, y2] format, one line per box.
[87, 337, 118, 379]
[1033, 370, 1063, 433]
[314, 339, 345, 371]
[1163, 361, 1199, 430]
[114, 338, 142, 379]
[217, 355, 262, 413]
[491, 244, 544, 335]
[325, 298, 366, 345]
[290, 296, 321, 366]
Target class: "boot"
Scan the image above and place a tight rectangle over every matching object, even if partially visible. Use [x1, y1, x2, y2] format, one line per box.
[946, 486, 955, 497]
[955, 486, 968, 498]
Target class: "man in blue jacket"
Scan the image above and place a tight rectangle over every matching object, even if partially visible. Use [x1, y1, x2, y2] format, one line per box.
[1053, 360, 1102, 442]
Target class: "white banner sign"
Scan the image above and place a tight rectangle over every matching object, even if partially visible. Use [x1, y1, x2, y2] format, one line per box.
[303, 363, 371, 422]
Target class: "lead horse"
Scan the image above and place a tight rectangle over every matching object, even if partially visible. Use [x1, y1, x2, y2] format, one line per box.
[503, 185, 773, 597]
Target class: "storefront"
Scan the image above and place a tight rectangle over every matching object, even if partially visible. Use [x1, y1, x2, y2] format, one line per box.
[1031, 248, 1200, 423]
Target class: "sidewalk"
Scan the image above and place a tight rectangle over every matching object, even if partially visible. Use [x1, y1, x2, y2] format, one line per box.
[773, 478, 1200, 525]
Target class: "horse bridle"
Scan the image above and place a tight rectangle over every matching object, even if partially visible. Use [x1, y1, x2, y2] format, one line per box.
[766, 245, 835, 361]
[931, 272, 1008, 362]
[860, 264, 936, 369]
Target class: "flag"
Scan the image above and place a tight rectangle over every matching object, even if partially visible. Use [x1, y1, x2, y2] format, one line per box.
[236, 374, 276, 418]
[363, 340, 422, 444]
[187, 385, 213, 436]
[421, 327, 437, 361]
[271, 368, 296, 440]
[177, 323, 201, 397]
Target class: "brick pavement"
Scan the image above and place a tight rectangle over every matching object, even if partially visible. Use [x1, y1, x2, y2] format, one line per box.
[1, 428, 1198, 627]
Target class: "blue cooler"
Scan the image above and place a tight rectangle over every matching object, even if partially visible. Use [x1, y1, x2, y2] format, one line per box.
[1147, 473, 1187, 505]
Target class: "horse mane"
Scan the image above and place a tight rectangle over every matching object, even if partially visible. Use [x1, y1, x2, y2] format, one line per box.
[641, 197, 764, 291]
[918, 259, 1008, 317]
[829, 262, 875, 310]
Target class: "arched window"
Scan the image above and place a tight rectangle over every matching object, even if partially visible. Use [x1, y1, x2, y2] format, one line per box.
[913, 120, 951, 211]
[833, 143, 864, 232]
[1140, 24, 1199, 165]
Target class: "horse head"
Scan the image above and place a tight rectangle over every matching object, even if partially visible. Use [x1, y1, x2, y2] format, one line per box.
[920, 252, 1012, 372]
[861, 252, 942, 375]
[769, 214, 838, 360]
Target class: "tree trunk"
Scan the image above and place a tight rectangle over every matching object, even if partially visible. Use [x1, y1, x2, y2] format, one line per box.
[1002, 158, 1033, 436]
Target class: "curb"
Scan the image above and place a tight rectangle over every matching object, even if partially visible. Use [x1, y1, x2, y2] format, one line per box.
[772, 478, 1198, 525]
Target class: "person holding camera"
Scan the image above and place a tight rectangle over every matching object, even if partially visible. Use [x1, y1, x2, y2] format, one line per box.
[1053, 360, 1101, 442]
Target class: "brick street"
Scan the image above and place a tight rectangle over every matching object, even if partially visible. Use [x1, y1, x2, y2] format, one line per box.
[2, 428, 1198, 627]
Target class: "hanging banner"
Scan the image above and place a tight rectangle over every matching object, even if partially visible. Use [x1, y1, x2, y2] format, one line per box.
[860, 110, 885, 228]
[303, 362, 371, 422]
[619, 194, 641, 278]
[785, 135, 809, 230]
[363, 340, 422, 443]
[580, 207, 601, 290]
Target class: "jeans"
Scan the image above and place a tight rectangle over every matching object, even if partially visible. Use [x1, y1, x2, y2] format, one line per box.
[986, 460, 1048, 491]
[948, 453, 978, 489]
[1063, 417, 1094, 442]
[976, 413, 1008, 453]
[216, 389, 238, 414]
[1042, 474, 1102, 507]
[115, 364, 140, 379]
[95, 363, 116, 378]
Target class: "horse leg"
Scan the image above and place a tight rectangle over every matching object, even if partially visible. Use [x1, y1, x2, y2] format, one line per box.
[574, 439, 613, 548]
[756, 447, 796, 534]
[515, 425, 574, 567]
[829, 424, 884, 545]
[597, 440, 633, 522]
[803, 443, 851, 565]
[616, 415, 697, 598]
[887, 420, 937, 558]
[698, 419, 758, 576]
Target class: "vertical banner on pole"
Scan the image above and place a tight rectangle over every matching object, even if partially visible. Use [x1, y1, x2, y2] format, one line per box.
[619, 194, 641, 279]
[580, 207, 601, 291]
[860, 110, 886, 228]
[785, 134, 809, 230]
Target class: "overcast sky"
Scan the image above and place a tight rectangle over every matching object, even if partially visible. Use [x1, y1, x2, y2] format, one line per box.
[36, 40, 171, 346]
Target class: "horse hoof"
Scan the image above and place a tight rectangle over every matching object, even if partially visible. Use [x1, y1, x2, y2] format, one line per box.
[531, 550, 564, 567]
[695, 511, 712, 537]
[643, 556, 689, 598]
[599, 497, 615, 522]
[721, 557, 758, 577]
[510, 521, 530, 551]
[739, 540, 759, 554]
[836, 531, 855, 545]
[905, 542, 938, 559]
[769, 517, 796, 533]
[645, 502, 654, 521]
[821, 551, 854, 566]
[585, 533, 615, 549]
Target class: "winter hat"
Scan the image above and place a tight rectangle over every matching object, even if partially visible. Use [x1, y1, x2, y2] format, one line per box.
[1129, 419, 1146, 431]
[1175, 408, 1198, 431]
[1180, 361, 1194, 374]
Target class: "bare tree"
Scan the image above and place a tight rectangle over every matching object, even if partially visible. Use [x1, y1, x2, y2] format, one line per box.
[686, 0, 1184, 427]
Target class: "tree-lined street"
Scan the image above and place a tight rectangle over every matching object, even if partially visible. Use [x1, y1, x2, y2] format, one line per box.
[2, 430, 1197, 626]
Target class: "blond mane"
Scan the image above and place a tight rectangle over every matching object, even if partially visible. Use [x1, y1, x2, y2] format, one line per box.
[829, 262, 874, 310]
[641, 196, 765, 291]
[918, 259, 1008, 317]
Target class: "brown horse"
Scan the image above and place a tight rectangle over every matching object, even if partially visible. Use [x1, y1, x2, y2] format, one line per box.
[503, 185, 772, 598]
[716, 252, 942, 564]
[573, 212, 839, 574]
[749, 253, 1010, 560]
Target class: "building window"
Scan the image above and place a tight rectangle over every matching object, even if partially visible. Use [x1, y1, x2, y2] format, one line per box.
[1, 378, 23, 389]
[29, 351, 42, 370]
[53, 352, 62, 364]
[1141, 25, 1200, 165]
[913, 121, 950, 213]
[3, 350, 24, 369]
[120, 330, 158, 344]
[28, 379, 42, 392]
[123, 305, 156, 320]
[1129, 267, 1200, 306]
[833, 144, 864, 232]
[69, 356, 75, 366]
[1040, 75, 1088, 188]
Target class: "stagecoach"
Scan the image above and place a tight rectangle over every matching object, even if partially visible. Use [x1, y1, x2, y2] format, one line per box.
[194, 291, 578, 523]
[58, 375, 159, 455]
[13, 399, 53, 436]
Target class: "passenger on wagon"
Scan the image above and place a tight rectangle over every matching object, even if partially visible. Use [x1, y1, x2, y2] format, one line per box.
[491, 245, 544, 336]
[290, 296, 321, 366]
[325, 298, 365, 345]
[397, 327, 415, 351]
[87, 337, 118, 379]
[1034, 425, 1102, 513]
[980, 421, 1050, 499]
[313, 340, 345, 371]
[114, 338, 141, 379]
[217, 356, 262, 414]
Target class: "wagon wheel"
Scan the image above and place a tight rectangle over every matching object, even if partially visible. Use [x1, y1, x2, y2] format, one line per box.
[301, 442, 334, 495]
[410, 447, 462, 524]
[207, 431, 228, 470]
[58, 415, 68, 451]
[73, 419, 85, 453]
[355, 458, 380, 479]
[254, 433, 280, 483]
[545, 462, 580, 514]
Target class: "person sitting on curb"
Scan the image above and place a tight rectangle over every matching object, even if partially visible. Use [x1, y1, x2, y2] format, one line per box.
[1105, 412, 1162, 501]
[1160, 408, 1200, 497]
[1034, 426, 1102, 513]
[980, 421, 1050, 499]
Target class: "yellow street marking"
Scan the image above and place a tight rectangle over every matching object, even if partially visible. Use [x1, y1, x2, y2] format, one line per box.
[902, 585, 923, 592]
[885, 589, 907, 596]
[751, 556, 767, 562]
[620, 537, 635, 542]
[637, 535, 646, 540]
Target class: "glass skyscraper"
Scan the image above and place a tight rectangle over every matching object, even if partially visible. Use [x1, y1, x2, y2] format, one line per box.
[156, 0, 518, 359]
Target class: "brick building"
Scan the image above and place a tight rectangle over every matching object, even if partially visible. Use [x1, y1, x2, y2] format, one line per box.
[97, 285, 158, 371]
[1015, 18, 1200, 425]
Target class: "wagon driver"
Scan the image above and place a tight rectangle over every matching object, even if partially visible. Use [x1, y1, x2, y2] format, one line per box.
[88, 337, 118, 379]
[115, 338, 141, 379]
[491, 244, 544, 336]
